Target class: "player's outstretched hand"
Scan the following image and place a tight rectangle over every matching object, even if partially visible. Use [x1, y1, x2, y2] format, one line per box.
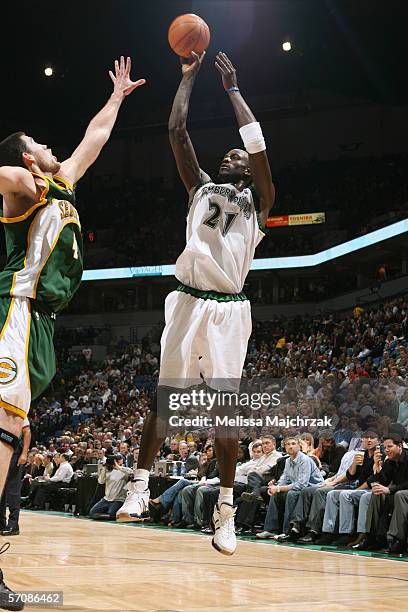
[109, 56, 146, 97]
[181, 51, 206, 77]
[215, 52, 238, 91]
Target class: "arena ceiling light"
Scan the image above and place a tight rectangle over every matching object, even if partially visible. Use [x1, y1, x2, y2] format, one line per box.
[44, 66, 53, 77]
[282, 41, 292, 52]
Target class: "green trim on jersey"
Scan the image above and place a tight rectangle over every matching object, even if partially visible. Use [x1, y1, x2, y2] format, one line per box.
[45, 176, 76, 206]
[176, 282, 248, 302]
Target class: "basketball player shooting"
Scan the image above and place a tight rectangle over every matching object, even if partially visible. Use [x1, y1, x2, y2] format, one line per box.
[0, 57, 145, 610]
[116, 51, 274, 556]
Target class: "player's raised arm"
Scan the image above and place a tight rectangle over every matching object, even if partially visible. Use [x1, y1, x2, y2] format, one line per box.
[168, 52, 210, 194]
[215, 52, 275, 226]
[59, 56, 146, 186]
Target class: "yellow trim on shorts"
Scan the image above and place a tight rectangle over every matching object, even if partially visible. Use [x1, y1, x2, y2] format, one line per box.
[25, 301, 31, 396]
[0, 298, 14, 342]
[0, 400, 26, 419]
[32, 219, 81, 298]
[9, 270, 16, 297]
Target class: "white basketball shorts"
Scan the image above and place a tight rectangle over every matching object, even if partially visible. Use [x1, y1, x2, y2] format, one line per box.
[159, 290, 252, 391]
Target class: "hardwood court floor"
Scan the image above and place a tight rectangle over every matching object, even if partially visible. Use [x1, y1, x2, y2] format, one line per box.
[2, 511, 408, 611]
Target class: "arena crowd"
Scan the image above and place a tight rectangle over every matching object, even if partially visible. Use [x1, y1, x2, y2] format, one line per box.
[3, 293, 406, 555]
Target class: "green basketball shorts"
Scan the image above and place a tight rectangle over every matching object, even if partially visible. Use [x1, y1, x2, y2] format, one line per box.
[0, 296, 55, 418]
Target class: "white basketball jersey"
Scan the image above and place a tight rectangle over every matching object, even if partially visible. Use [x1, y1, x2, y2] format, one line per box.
[176, 182, 264, 294]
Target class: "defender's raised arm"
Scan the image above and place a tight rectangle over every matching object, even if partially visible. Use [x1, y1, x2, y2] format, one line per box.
[60, 56, 146, 186]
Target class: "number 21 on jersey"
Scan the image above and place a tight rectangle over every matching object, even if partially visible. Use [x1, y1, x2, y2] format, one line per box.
[203, 200, 238, 237]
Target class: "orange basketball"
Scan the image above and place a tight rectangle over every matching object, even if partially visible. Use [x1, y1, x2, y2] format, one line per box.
[168, 14, 210, 58]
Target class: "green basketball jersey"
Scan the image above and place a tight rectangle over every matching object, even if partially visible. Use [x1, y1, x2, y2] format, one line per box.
[0, 173, 83, 313]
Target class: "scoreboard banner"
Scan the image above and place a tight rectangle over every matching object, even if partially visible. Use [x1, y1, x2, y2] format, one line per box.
[266, 215, 289, 227]
[266, 212, 325, 227]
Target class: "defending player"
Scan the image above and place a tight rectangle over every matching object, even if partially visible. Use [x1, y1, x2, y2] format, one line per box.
[0, 57, 145, 610]
[116, 51, 274, 556]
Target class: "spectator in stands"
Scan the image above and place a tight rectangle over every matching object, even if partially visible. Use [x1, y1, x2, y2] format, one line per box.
[165, 450, 214, 527]
[120, 428, 133, 445]
[119, 442, 133, 468]
[163, 439, 180, 459]
[397, 389, 408, 427]
[240, 436, 282, 503]
[256, 437, 324, 540]
[347, 417, 364, 451]
[363, 435, 408, 551]
[295, 448, 358, 544]
[299, 433, 321, 467]
[317, 431, 380, 545]
[132, 448, 139, 468]
[178, 442, 190, 462]
[187, 441, 200, 457]
[316, 431, 346, 476]
[179, 445, 218, 528]
[70, 449, 87, 472]
[334, 415, 353, 448]
[42, 454, 56, 479]
[379, 389, 399, 422]
[384, 488, 408, 556]
[27, 454, 45, 480]
[130, 434, 140, 449]
[28, 453, 74, 510]
[21, 453, 35, 497]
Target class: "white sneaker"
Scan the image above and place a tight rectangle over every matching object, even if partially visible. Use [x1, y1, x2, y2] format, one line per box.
[256, 531, 276, 540]
[116, 480, 150, 522]
[211, 503, 237, 556]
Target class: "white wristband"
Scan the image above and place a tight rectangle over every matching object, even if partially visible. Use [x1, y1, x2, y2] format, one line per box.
[239, 121, 266, 154]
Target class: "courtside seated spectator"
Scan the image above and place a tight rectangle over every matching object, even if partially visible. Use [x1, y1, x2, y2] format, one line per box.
[240, 436, 282, 503]
[363, 435, 408, 552]
[28, 454, 74, 510]
[256, 437, 324, 539]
